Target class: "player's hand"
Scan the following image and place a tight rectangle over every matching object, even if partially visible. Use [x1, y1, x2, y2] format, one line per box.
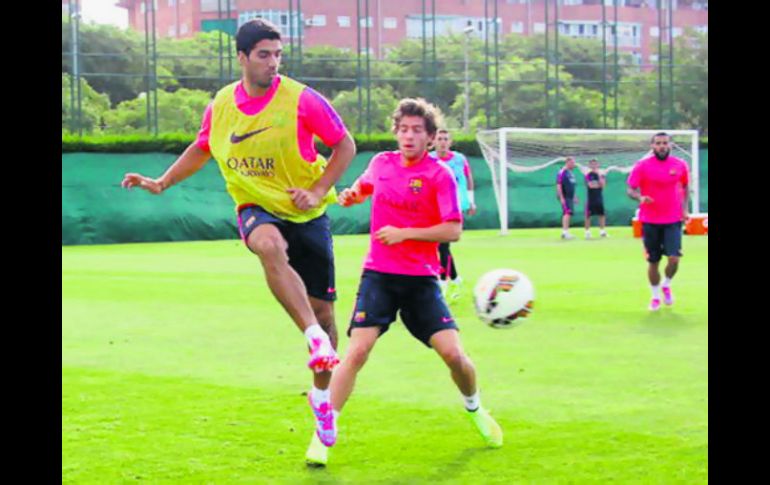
[122, 173, 164, 194]
[682, 209, 690, 222]
[287, 187, 323, 211]
[338, 187, 364, 207]
[467, 204, 477, 216]
[639, 195, 654, 204]
[376, 225, 407, 245]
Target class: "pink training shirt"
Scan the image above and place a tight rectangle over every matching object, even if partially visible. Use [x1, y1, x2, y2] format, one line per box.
[196, 75, 347, 160]
[357, 151, 463, 277]
[627, 154, 689, 224]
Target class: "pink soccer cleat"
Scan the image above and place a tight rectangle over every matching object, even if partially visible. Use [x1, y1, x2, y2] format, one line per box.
[307, 337, 340, 373]
[308, 394, 337, 447]
[649, 298, 661, 311]
[662, 287, 674, 306]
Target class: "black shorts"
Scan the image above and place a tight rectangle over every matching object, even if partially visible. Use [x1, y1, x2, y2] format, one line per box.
[348, 270, 458, 347]
[642, 222, 683, 263]
[561, 198, 574, 215]
[585, 200, 605, 216]
[237, 205, 336, 301]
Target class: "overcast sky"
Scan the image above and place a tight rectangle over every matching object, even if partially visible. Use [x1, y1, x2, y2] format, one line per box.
[79, 0, 129, 28]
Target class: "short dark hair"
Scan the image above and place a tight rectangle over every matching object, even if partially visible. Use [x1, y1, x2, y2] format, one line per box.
[650, 131, 670, 143]
[437, 129, 450, 135]
[236, 19, 282, 56]
[391, 98, 441, 136]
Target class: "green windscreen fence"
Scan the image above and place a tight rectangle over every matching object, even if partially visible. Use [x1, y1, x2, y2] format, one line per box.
[62, 150, 708, 245]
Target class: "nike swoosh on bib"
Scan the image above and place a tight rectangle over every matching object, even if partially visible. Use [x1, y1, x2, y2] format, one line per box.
[230, 126, 273, 144]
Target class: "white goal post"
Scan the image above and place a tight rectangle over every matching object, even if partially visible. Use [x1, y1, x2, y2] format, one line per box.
[476, 127, 700, 235]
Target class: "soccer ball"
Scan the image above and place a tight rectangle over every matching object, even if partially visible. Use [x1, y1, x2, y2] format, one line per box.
[473, 269, 535, 329]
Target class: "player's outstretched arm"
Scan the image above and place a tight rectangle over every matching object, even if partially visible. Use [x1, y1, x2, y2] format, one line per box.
[337, 179, 370, 207]
[122, 142, 210, 194]
[376, 221, 461, 246]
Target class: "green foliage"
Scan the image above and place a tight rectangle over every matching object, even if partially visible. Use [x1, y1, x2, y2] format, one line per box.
[62, 74, 111, 134]
[332, 85, 400, 133]
[102, 88, 212, 134]
[62, 22, 707, 135]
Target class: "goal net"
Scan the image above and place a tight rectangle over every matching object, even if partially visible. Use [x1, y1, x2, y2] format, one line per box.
[475, 128, 700, 235]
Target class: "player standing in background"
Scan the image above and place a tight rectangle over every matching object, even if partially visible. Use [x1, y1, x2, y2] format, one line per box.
[556, 157, 578, 240]
[119, 19, 356, 465]
[326, 99, 503, 461]
[627, 132, 690, 311]
[582, 158, 608, 239]
[431, 129, 476, 300]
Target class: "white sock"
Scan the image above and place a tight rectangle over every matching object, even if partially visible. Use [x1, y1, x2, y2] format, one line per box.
[651, 285, 661, 299]
[333, 410, 340, 421]
[310, 386, 330, 407]
[304, 324, 328, 345]
[662, 277, 672, 288]
[463, 391, 481, 412]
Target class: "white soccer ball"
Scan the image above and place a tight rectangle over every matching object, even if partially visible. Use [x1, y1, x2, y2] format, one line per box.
[473, 269, 535, 329]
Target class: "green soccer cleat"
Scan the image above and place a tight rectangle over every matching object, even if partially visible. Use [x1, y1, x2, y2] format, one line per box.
[305, 430, 328, 467]
[467, 407, 503, 448]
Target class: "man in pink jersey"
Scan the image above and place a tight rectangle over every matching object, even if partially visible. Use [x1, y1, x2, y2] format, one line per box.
[120, 19, 356, 466]
[320, 99, 502, 461]
[627, 132, 690, 311]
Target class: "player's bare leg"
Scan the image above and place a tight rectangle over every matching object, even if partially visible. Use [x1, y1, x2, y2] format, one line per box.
[599, 215, 608, 237]
[561, 213, 574, 240]
[662, 256, 680, 306]
[246, 224, 338, 371]
[331, 326, 381, 415]
[647, 261, 662, 311]
[584, 213, 592, 239]
[430, 329, 502, 448]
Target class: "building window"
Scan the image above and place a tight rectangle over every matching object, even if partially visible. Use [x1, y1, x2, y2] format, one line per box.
[650, 26, 659, 37]
[384, 17, 397, 29]
[672, 27, 682, 37]
[168, 25, 176, 37]
[180, 23, 188, 35]
[201, 0, 234, 12]
[168, 0, 175, 6]
[239, 10, 303, 38]
[338, 16, 351, 28]
[360, 17, 373, 28]
[592, 25, 598, 36]
[533, 23, 545, 34]
[511, 21, 523, 33]
[649, 54, 659, 63]
[311, 15, 326, 27]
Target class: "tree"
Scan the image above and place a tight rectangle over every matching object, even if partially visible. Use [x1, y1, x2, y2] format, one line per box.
[102, 88, 212, 134]
[62, 74, 111, 134]
[331, 85, 400, 133]
[618, 29, 707, 133]
[62, 20, 146, 106]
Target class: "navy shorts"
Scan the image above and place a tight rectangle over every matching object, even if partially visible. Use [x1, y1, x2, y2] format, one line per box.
[238, 205, 336, 301]
[348, 270, 458, 348]
[642, 222, 683, 263]
[586, 200, 605, 216]
[561, 198, 574, 215]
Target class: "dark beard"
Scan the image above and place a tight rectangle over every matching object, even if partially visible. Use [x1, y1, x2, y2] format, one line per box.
[654, 150, 669, 160]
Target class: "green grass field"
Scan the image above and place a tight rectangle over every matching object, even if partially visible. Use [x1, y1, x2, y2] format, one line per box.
[62, 228, 708, 485]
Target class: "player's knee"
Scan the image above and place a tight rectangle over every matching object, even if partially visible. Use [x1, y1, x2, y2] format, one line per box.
[345, 345, 371, 369]
[668, 256, 680, 266]
[250, 235, 287, 263]
[439, 346, 468, 370]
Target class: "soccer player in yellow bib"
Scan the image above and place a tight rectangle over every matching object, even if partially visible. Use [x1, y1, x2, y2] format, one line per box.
[121, 19, 356, 466]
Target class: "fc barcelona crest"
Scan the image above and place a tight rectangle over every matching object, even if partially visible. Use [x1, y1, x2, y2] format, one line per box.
[409, 177, 423, 194]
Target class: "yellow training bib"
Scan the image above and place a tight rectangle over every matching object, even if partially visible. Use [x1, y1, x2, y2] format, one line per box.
[208, 76, 336, 222]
